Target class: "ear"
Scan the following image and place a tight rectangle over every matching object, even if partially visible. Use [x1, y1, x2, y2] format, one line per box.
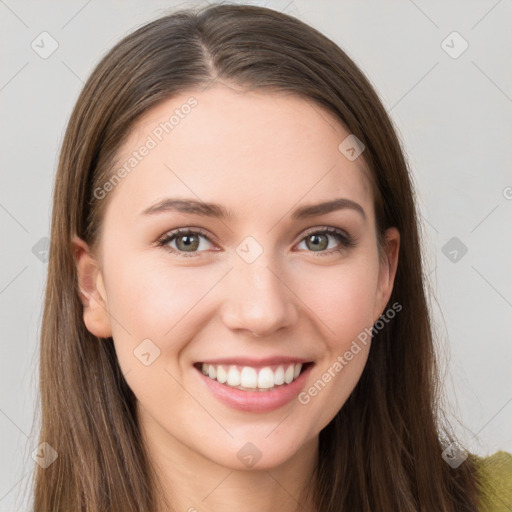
[373, 227, 400, 323]
[71, 235, 112, 338]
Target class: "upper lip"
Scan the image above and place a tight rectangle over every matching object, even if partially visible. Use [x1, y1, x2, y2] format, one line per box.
[196, 357, 312, 367]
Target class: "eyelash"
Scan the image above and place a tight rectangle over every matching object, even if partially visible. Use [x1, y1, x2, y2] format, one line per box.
[156, 226, 356, 258]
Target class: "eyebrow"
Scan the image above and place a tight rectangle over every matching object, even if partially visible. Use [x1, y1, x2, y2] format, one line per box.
[141, 197, 366, 221]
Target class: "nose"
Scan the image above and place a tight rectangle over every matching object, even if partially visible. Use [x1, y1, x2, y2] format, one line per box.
[220, 252, 299, 338]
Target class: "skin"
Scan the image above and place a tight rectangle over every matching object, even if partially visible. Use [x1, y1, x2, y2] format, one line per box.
[73, 83, 399, 512]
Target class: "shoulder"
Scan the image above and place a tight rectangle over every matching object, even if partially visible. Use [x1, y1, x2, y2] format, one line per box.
[473, 450, 512, 512]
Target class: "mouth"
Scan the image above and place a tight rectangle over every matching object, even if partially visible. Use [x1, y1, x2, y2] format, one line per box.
[193, 361, 314, 392]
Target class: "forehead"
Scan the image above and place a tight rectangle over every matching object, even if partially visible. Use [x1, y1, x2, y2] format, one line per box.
[105, 84, 373, 224]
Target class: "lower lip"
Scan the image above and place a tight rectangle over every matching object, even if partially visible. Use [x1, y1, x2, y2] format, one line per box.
[196, 364, 314, 413]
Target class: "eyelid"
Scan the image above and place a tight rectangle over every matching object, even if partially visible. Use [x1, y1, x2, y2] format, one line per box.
[157, 226, 215, 242]
[298, 225, 350, 241]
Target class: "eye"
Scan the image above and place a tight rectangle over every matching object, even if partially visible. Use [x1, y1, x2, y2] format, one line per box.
[156, 226, 356, 258]
[296, 227, 356, 256]
[156, 228, 216, 257]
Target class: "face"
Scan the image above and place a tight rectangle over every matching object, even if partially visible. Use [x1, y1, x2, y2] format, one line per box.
[73, 83, 399, 471]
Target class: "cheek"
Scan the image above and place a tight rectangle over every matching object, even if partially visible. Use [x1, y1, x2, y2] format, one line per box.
[300, 341, 370, 437]
[102, 251, 225, 369]
[290, 258, 378, 428]
[292, 256, 380, 343]
[104, 250, 200, 329]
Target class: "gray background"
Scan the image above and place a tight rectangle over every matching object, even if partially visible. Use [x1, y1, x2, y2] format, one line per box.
[1, 0, 511, 510]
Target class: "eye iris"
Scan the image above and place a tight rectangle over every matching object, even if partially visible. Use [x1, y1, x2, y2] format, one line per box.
[306, 234, 328, 251]
[176, 234, 199, 252]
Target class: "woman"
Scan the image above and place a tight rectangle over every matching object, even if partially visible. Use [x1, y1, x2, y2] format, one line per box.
[33, 3, 510, 511]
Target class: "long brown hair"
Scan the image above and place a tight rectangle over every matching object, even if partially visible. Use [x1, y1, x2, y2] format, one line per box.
[33, 3, 481, 510]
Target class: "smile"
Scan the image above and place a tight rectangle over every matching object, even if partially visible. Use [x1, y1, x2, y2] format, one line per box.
[194, 361, 315, 413]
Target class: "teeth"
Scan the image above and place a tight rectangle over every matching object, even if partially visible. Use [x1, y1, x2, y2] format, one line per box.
[257, 367, 275, 389]
[240, 367, 257, 388]
[284, 365, 294, 384]
[200, 362, 304, 390]
[216, 365, 227, 384]
[227, 365, 241, 387]
[274, 366, 285, 385]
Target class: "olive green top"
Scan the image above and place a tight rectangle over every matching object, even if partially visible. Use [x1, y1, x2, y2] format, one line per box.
[476, 451, 512, 511]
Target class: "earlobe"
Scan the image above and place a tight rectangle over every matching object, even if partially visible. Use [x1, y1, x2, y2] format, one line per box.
[374, 227, 400, 322]
[71, 235, 112, 338]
